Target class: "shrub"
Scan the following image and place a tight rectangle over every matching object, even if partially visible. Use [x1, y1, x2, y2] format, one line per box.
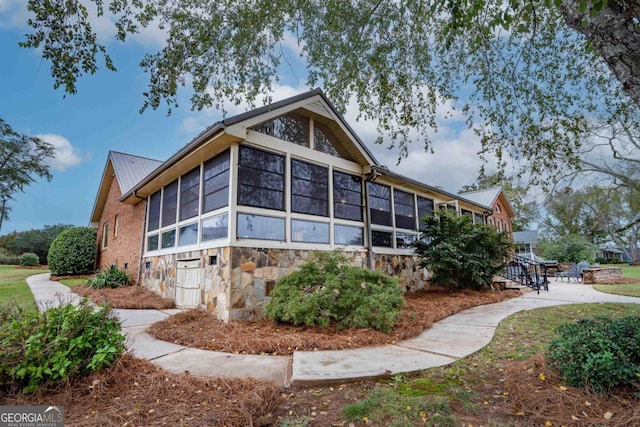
[19, 253, 40, 266]
[0, 300, 125, 394]
[47, 227, 97, 275]
[546, 316, 640, 394]
[0, 254, 20, 265]
[264, 252, 404, 333]
[538, 234, 596, 263]
[88, 265, 131, 289]
[413, 210, 514, 290]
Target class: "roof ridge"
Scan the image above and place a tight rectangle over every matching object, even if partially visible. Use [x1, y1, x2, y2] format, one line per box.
[109, 150, 162, 163]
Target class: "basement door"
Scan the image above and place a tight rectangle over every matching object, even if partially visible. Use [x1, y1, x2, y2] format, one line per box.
[175, 260, 202, 308]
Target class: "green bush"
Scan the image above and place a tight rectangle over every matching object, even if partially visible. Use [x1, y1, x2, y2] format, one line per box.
[88, 265, 131, 289]
[0, 254, 20, 265]
[19, 253, 40, 266]
[546, 316, 640, 394]
[607, 258, 626, 264]
[264, 252, 405, 333]
[538, 234, 596, 263]
[414, 210, 514, 290]
[0, 300, 125, 394]
[47, 227, 97, 275]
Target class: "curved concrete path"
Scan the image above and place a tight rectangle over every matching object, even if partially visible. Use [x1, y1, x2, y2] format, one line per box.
[26, 273, 640, 387]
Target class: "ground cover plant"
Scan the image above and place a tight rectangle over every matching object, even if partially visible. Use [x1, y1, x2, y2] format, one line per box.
[264, 252, 405, 332]
[149, 287, 521, 355]
[0, 265, 48, 307]
[87, 265, 131, 288]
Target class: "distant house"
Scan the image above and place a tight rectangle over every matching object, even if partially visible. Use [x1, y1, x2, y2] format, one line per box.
[512, 230, 540, 259]
[91, 89, 501, 321]
[458, 187, 515, 238]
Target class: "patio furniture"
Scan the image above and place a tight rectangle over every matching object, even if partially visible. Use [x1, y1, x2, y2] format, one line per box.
[566, 262, 590, 282]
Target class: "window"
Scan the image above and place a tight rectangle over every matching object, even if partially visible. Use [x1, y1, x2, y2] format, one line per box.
[102, 222, 109, 249]
[394, 189, 416, 230]
[474, 212, 484, 224]
[202, 150, 230, 213]
[314, 124, 345, 158]
[161, 180, 178, 227]
[335, 224, 364, 245]
[201, 214, 228, 242]
[147, 191, 161, 231]
[396, 232, 417, 249]
[292, 219, 329, 243]
[291, 159, 328, 216]
[147, 234, 159, 251]
[333, 171, 362, 221]
[461, 209, 473, 218]
[180, 166, 200, 221]
[161, 229, 176, 249]
[178, 223, 198, 246]
[368, 182, 392, 226]
[371, 230, 393, 247]
[495, 205, 501, 214]
[237, 214, 285, 240]
[253, 112, 309, 147]
[114, 214, 119, 237]
[417, 196, 434, 230]
[237, 146, 285, 210]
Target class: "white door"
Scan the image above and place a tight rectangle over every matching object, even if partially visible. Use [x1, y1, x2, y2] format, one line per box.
[176, 260, 202, 308]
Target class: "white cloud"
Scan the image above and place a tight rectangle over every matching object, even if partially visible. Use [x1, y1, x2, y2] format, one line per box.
[36, 134, 84, 171]
[0, 0, 30, 29]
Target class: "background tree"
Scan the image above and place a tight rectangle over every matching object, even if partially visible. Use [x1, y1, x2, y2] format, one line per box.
[1, 224, 74, 264]
[0, 119, 54, 232]
[538, 234, 597, 263]
[414, 210, 513, 290]
[12, 0, 640, 187]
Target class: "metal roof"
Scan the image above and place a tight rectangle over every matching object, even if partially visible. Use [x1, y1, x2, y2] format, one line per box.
[513, 230, 539, 244]
[459, 187, 502, 207]
[110, 151, 162, 194]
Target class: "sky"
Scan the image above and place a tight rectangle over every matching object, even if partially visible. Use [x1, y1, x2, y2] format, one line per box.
[0, 1, 496, 234]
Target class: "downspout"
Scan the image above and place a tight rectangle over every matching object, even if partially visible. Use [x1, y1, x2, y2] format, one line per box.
[136, 191, 148, 287]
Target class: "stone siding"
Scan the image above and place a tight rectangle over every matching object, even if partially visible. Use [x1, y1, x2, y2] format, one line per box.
[141, 246, 431, 322]
[582, 267, 623, 284]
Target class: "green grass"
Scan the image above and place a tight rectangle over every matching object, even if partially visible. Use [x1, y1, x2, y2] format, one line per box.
[601, 263, 640, 280]
[340, 303, 640, 426]
[59, 278, 88, 287]
[594, 283, 640, 298]
[0, 265, 49, 308]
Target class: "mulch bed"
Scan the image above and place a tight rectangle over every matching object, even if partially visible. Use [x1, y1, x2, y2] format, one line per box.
[72, 284, 176, 310]
[1, 354, 281, 427]
[148, 287, 523, 355]
[504, 354, 640, 426]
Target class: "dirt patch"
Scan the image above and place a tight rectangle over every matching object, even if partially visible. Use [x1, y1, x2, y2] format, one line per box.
[1, 354, 281, 427]
[72, 284, 176, 309]
[504, 354, 640, 426]
[149, 287, 522, 355]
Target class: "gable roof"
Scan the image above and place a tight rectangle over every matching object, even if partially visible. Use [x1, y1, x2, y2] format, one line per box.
[90, 151, 162, 224]
[459, 187, 516, 218]
[122, 88, 379, 202]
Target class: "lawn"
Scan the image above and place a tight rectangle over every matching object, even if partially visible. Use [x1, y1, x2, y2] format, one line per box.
[0, 265, 49, 308]
[58, 278, 88, 287]
[593, 264, 640, 297]
[605, 263, 640, 280]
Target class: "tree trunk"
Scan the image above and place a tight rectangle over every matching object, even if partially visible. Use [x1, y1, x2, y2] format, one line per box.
[562, 0, 640, 107]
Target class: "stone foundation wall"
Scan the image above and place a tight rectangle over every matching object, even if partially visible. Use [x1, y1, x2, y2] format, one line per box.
[142, 246, 431, 322]
[583, 267, 623, 284]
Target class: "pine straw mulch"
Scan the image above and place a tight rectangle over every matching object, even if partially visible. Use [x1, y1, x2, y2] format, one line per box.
[148, 287, 523, 355]
[72, 284, 176, 310]
[0, 354, 281, 427]
[504, 354, 640, 427]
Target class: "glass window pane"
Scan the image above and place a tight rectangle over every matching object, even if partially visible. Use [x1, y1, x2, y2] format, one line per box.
[314, 125, 343, 157]
[334, 225, 364, 246]
[253, 112, 309, 147]
[202, 150, 230, 213]
[178, 223, 198, 246]
[396, 232, 417, 249]
[180, 166, 200, 221]
[394, 189, 416, 230]
[474, 212, 485, 224]
[237, 146, 285, 210]
[417, 196, 435, 229]
[372, 230, 393, 247]
[291, 159, 328, 216]
[147, 234, 158, 251]
[291, 220, 329, 243]
[147, 191, 161, 232]
[161, 180, 178, 227]
[237, 214, 285, 241]
[368, 182, 392, 226]
[161, 230, 176, 249]
[333, 171, 362, 221]
[202, 214, 228, 241]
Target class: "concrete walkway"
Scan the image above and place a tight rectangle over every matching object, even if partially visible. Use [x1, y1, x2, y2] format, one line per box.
[26, 273, 640, 387]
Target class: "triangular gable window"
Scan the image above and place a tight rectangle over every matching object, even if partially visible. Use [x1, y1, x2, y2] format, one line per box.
[314, 123, 349, 159]
[252, 112, 309, 148]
